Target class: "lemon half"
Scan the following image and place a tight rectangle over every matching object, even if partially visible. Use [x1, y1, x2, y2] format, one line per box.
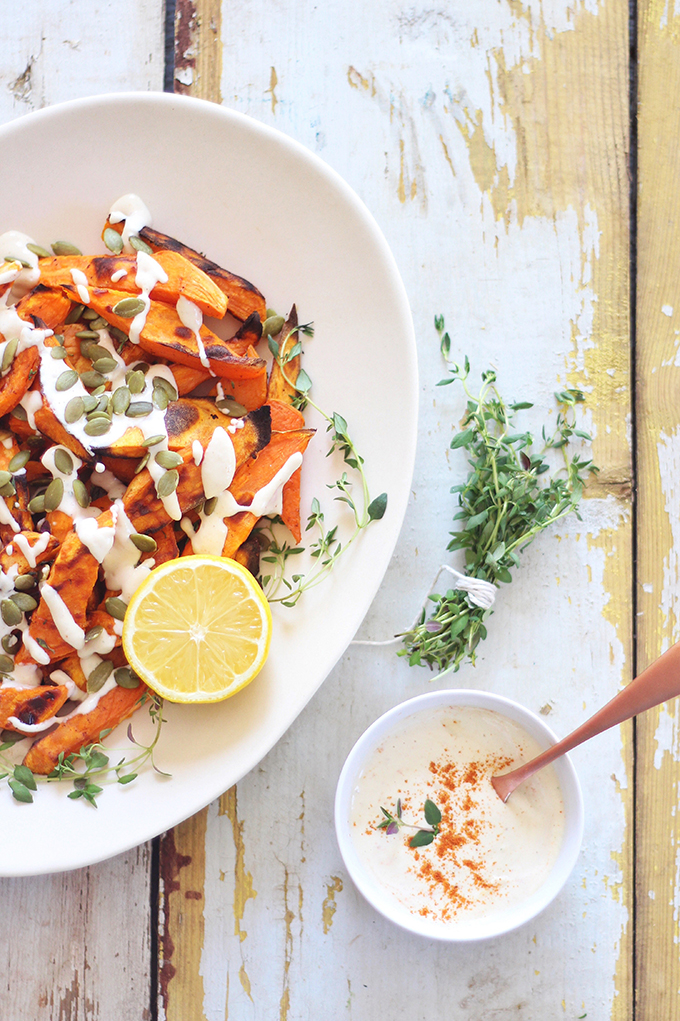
[122, 555, 272, 703]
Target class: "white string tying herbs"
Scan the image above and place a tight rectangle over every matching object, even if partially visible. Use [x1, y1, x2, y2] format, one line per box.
[351, 565, 497, 647]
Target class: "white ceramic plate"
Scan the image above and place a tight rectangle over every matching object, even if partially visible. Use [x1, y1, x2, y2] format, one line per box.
[0, 93, 417, 876]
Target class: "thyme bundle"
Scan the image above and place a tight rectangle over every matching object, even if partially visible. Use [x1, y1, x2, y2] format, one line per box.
[398, 316, 597, 676]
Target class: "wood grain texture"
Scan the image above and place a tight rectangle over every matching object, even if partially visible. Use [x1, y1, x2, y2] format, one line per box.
[635, 2, 680, 1017]
[158, 1, 633, 1018]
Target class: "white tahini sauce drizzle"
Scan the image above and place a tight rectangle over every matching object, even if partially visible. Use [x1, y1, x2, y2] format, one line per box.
[39, 583, 86, 650]
[13, 531, 50, 569]
[41, 446, 100, 524]
[19, 389, 42, 430]
[0, 496, 19, 533]
[110, 268, 128, 283]
[192, 440, 203, 466]
[108, 194, 152, 249]
[129, 250, 169, 346]
[70, 267, 90, 305]
[176, 295, 210, 369]
[0, 231, 40, 300]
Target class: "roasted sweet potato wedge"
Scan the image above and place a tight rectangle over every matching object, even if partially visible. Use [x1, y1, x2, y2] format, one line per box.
[0, 684, 70, 731]
[267, 306, 300, 405]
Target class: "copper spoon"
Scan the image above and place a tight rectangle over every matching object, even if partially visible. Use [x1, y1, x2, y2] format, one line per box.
[492, 640, 680, 802]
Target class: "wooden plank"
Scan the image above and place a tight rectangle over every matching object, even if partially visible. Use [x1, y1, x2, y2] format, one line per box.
[635, 2, 680, 1017]
[159, 1, 633, 1018]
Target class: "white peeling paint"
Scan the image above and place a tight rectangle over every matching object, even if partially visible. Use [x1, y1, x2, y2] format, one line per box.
[663, 305, 674, 317]
[654, 704, 680, 769]
[656, 428, 680, 652]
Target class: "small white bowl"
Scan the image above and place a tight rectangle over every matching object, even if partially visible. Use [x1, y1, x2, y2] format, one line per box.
[335, 689, 584, 941]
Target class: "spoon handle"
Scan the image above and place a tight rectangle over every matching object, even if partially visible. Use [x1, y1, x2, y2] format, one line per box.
[493, 640, 680, 802]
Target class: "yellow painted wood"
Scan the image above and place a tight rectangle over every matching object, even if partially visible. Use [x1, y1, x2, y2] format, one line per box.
[636, 3, 680, 1016]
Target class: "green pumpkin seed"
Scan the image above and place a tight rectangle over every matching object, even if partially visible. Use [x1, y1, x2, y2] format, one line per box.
[114, 666, 141, 689]
[54, 448, 74, 475]
[134, 451, 150, 474]
[262, 314, 285, 337]
[44, 477, 64, 511]
[14, 574, 36, 592]
[86, 412, 112, 426]
[204, 496, 218, 516]
[50, 346, 69, 360]
[10, 592, 37, 612]
[2, 634, 19, 654]
[265, 308, 278, 319]
[72, 478, 90, 508]
[90, 384, 107, 397]
[110, 326, 128, 345]
[27, 494, 45, 514]
[112, 297, 146, 318]
[0, 654, 14, 674]
[216, 397, 248, 417]
[141, 434, 165, 447]
[133, 362, 150, 375]
[82, 395, 98, 413]
[84, 625, 103, 643]
[75, 330, 101, 340]
[0, 482, 15, 498]
[0, 599, 22, 626]
[127, 370, 145, 394]
[155, 450, 183, 470]
[130, 533, 158, 553]
[64, 396, 85, 424]
[126, 402, 153, 418]
[96, 394, 110, 413]
[81, 308, 99, 321]
[1, 337, 18, 372]
[156, 469, 179, 498]
[0, 471, 11, 488]
[105, 596, 128, 621]
[82, 343, 110, 361]
[152, 386, 169, 410]
[153, 377, 178, 401]
[56, 369, 78, 391]
[88, 317, 109, 331]
[79, 370, 106, 389]
[8, 450, 29, 473]
[129, 235, 153, 255]
[26, 243, 51, 259]
[11, 405, 27, 422]
[84, 417, 112, 437]
[64, 303, 85, 324]
[103, 227, 124, 254]
[51, 240, 82, 257]
[87, 660, 114, 693]
[54, 334, 65, 346]
[93, 357, 117, 375]
[111, 386, 131, 415]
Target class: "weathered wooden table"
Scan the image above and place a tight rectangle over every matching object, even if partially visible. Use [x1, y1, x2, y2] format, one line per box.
[1, 1, 678, 1017]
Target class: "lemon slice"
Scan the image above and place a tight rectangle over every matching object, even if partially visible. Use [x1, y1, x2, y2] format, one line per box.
[122, 555, 272, 703]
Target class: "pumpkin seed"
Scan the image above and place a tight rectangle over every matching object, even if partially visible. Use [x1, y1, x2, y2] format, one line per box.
[82, 343, 110, 361]
[14, 574, 36, 592]
[26, 242, 51, 259]
[56, 369, 78, 391]
[126, 401, 153, 418]
[84, 417, 112, 437]
[133, 362, 150, 375]
[265, 308, 278, 319]
[44, 477, 64, 511]
[91, 384, 107, 397]
[86, 411, 112, 425]
[88, 316, 109, 331]
[111, 386, 131, 415]
[130, 533, 157, 553]
[204, 496, 218, 516]
[216, 397, 248, 417]
[0, 482, 15, 498]
[54, 333, 65, 345]
[156, 469, 179, 498]
[2, 634, 19, 654]
[64, 396, 85, 424]
[81, 307, 100, 320]
[141, 434, 165, 447]
[81, 395, 98, 413]
[10, 592, 37, 612]
[112, 297, 146, 318]
[27, 494, 45, 514]
[95, 394, 111, 414]
[114, 666, 141, 689]
[155, 450, 183, 470]
[105, 596, 128, 621]
[152, 386, 169, 410]
[51, 240, 82, 256]
[129, 235, 153, 255]
[0, 599, 22, 626]
[1, 337, 18, 372]
[11, 405, 27, 422]
[0, 654, 14, 674]
[127, 370, 145, 394]
[103, 227, 124, 254]
[8, 450, 29, 472]
[54, 448, 74, 475]
[263, 314, 285, 337]
[93, 357, 117, 375]
[0, 471, 11, 488]
[153, 376, 178, 401]
[79, 370, 106, 389]
[64, 303, 85, 324]
[135, 451, 150, 474]
[50, 345, 69, 360]
[72, 478, 90, 508]
[87, 660, 114, 693]
[75, 330, 100, 340]
[84, 625, 103, 643]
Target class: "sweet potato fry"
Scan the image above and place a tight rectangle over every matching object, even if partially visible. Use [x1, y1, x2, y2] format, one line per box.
[0, 684, 70, 730]
[0, 348, 39, 417]
[14, 286, 72, 330]
[267, 306, 301, 405]
[0, 531, 58, 575]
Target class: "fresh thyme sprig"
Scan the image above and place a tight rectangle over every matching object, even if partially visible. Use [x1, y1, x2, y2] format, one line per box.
[259, 323, 387, 607]
[398, 315, 598, 675]
[378, 797, 442, 848]
[0, 692, 167, 806]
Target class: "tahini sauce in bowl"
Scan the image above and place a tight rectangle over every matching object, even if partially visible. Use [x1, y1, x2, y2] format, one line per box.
[335, 690, 584, 941]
